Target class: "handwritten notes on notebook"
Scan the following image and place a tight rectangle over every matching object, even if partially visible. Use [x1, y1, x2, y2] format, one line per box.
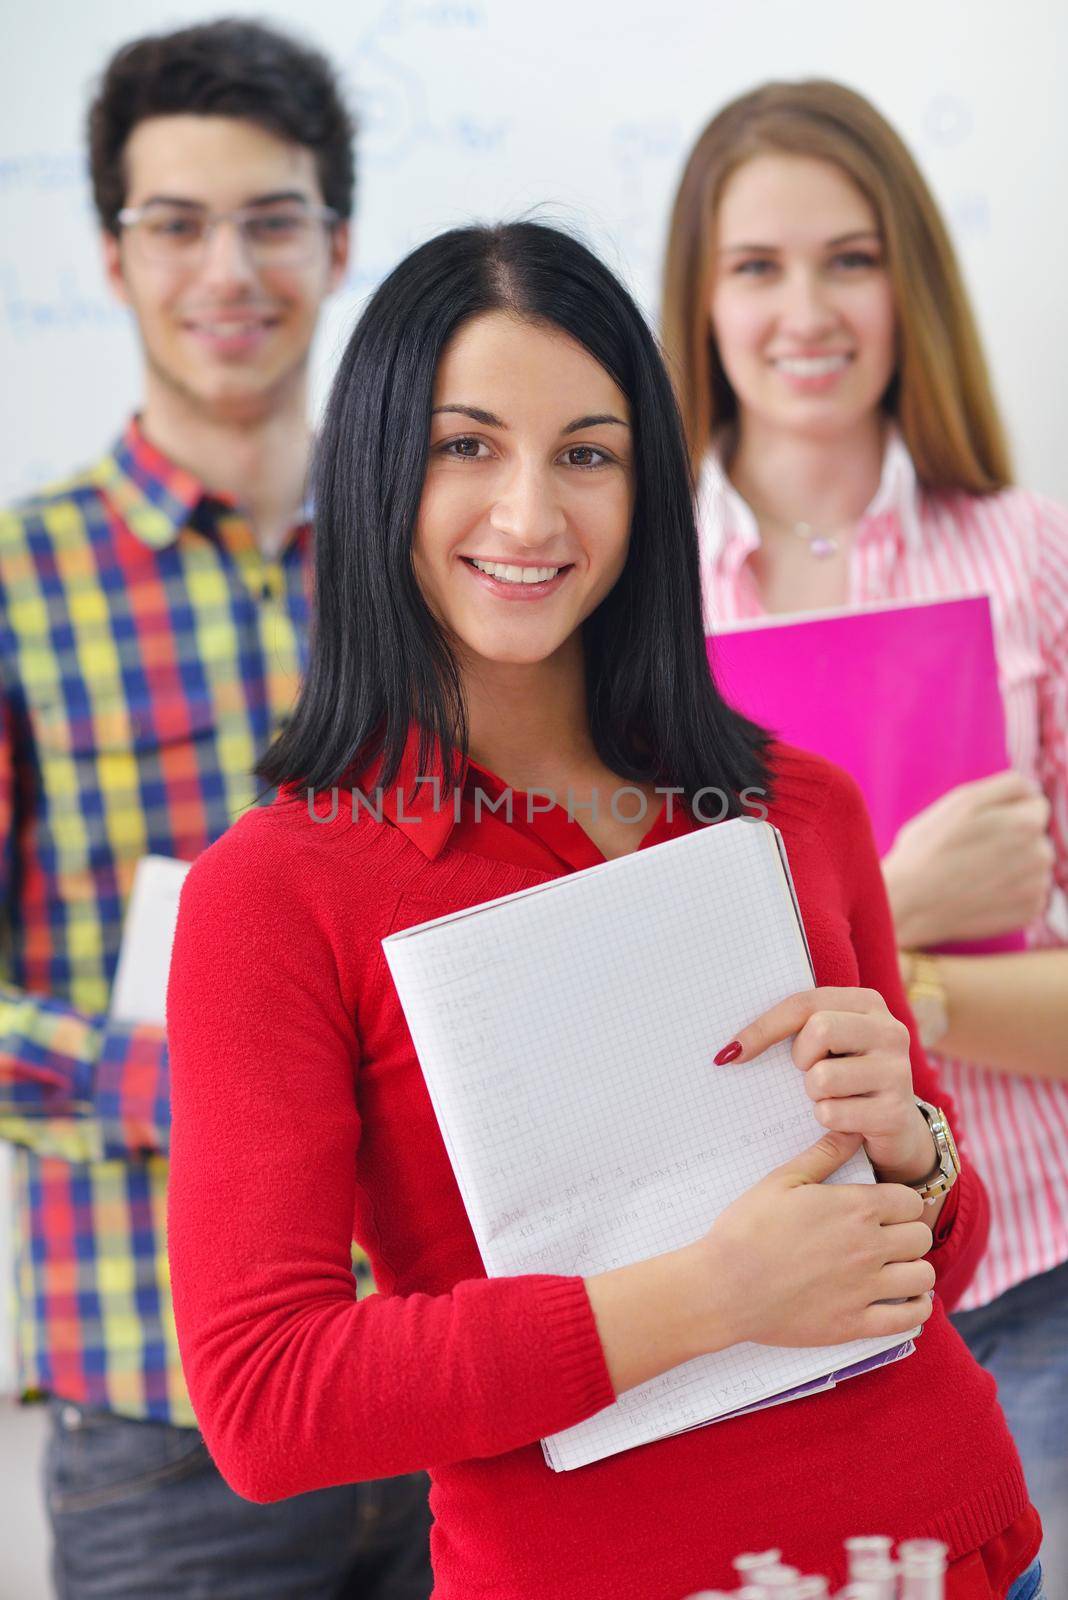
[383, 819, 914, 1470]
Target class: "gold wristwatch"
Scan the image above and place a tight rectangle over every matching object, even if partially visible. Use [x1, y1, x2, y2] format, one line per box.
[910, 1098, 961, 1204]
[901, 950, 949, 1050]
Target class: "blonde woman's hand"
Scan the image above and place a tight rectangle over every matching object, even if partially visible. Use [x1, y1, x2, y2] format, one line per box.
[882, 771, 1053, 948]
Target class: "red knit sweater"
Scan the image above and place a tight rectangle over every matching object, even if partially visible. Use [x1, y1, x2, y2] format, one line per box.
[166, 743, 1032, 1599]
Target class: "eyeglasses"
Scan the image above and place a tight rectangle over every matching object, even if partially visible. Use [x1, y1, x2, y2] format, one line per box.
[116, 201, 340, 268]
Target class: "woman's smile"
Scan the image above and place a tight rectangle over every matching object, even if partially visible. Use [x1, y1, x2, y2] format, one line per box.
[460, 554, 575, 599]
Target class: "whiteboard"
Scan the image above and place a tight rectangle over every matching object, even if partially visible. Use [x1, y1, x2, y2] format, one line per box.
[2, 0, 1067, 504]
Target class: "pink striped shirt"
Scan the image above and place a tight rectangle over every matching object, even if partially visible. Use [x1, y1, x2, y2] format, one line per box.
[697, 430, 1068, 1310]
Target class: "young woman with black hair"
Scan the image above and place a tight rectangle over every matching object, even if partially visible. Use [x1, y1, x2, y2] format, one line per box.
[166, 222, 1034, 1599]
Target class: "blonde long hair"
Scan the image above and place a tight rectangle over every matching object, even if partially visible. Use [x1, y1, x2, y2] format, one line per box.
[661, 79, 1012, 492]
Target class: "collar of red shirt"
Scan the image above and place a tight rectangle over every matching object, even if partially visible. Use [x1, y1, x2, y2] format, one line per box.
[296, 726, 690, 870]
[90, 415, 313, 552]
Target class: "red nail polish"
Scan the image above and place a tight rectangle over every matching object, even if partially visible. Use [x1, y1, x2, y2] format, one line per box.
[714, 1041, 743, 1065]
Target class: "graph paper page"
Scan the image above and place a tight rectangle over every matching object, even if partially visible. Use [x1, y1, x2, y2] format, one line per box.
[383, 819, 913, 1471]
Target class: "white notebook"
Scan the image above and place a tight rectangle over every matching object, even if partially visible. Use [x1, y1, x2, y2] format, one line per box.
[382, 818, 915, 1471]
[109, 855, 192, 1026]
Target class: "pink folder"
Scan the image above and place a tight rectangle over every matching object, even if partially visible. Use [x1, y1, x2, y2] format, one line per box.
[707, 595, 1024, 953]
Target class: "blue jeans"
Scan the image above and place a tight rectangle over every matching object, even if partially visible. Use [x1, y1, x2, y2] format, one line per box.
[1007, 1557, 1044, 1600]
[45, 1400, 433, 1599]
[953, 1257, 1068, 1600]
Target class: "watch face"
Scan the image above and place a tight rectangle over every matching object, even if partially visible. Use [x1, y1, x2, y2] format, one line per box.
[914, 1100, 960, 1194]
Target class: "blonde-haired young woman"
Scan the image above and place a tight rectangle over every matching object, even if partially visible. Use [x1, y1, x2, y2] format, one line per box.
[663, 78, 1066, 1593]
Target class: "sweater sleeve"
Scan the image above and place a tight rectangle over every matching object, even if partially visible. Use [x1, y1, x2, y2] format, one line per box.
[813, 761, 990, 1311]
[165, 819, 614, 1503]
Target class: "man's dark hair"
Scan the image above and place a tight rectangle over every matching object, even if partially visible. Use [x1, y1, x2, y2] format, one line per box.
[88, 17, 356, 233]
[258, 221, 771, 817]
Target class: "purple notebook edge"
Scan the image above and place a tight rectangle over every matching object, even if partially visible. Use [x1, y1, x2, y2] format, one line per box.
[713, 1338, 916, 1424]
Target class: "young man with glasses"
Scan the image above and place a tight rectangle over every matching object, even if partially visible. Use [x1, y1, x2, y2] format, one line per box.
[0, 20, 433, 1598]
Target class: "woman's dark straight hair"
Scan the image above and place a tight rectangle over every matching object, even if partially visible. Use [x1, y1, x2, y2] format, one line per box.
[258, 221, 771, 817]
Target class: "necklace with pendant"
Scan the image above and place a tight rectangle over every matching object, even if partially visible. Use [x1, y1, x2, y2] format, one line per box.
[741, 478, 849, 560]
[752, 507, 843, 559]
[792, 520, 840, 560]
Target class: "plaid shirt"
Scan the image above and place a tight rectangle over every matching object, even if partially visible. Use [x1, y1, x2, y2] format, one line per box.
[0, 418, 311, 1422]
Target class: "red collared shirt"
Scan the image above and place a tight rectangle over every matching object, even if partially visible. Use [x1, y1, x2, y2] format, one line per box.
[168, 732, 1035, 1598]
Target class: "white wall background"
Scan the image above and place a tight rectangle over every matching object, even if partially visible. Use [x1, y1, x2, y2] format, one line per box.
[2, 1, 1067, 1594]
[3, 0, 1068, 503]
